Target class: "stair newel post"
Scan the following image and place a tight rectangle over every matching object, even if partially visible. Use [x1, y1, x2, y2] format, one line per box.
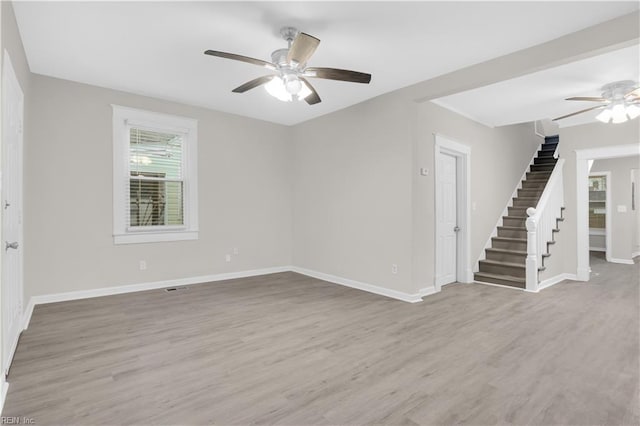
[525, 207, 538, 292]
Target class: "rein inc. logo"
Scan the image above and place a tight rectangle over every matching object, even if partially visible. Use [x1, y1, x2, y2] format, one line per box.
[1, 418, 34, 424]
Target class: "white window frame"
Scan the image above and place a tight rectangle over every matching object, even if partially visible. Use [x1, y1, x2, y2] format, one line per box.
[112, 105, 198, 244]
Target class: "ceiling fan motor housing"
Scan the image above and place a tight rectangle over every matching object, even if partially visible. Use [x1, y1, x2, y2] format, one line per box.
[602, 80, 635, 101]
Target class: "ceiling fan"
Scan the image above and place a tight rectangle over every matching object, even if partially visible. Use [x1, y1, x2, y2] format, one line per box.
[204, 27, 371, 105]
[553, 80, 640, 123]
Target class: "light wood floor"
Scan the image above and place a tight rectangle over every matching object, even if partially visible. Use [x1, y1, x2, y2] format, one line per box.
[3, 255, 638, 425]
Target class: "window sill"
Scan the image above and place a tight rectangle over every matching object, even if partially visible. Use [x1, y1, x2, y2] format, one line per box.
[114, 231, 198, 245]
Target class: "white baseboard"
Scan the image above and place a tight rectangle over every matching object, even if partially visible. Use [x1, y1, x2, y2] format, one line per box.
[609, 258, 634, 265]
[473, 280, 526, 292]
[576, 267, 590, 281]
[589, 247, 606, 252]
[418, 285, 440, 298]
[538, 273, 578, 291]
[632, 251, 640, 259]
[22, 266, 291, 330]
[291, 266, 423, 303]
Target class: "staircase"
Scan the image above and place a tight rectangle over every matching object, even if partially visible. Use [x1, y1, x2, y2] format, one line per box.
[474, 136, 563, 289]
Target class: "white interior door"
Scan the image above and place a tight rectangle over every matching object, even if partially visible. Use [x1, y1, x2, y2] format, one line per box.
[436, 152, 457, 286]
[2, 51, 24, 375]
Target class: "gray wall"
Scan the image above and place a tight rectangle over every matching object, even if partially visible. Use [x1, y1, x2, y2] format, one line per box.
[25, 75, 293, 300]
[292, 94, 415, 293]
[558, 120, 640, 273]
[591, 155, 640, 261]
[292, 88, 541, 295]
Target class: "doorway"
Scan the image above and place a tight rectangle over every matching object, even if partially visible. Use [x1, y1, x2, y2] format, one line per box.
[587, 172, 611, 261]
[2, 50, 24, 376]
[434, 134, 471, 289]
[575, 144, 640, 280]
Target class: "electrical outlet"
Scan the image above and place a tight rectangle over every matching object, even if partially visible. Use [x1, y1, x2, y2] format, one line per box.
[233, 248, 239, 255]
[225, 254, 231, 262]
[391, 264, 398, 274]
[139, 260, 147, 271]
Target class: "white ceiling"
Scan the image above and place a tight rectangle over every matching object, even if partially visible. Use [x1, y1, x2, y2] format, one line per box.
[13, 1, 640, 126]
[434, 44, 640, 128]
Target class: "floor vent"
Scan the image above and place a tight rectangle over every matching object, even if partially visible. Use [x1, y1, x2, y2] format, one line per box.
[164, 287, 188, 292]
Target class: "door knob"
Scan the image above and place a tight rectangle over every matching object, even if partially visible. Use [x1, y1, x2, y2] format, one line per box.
[5, 241, 18, 251]
[453, 226, 460, 232]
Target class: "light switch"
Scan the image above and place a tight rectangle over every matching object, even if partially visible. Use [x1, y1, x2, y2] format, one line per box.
[617, 205, 627, 213]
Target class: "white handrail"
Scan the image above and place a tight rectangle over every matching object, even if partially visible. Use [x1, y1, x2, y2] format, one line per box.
[525, 158, 565, 292]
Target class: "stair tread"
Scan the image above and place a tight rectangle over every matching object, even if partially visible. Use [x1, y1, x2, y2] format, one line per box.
[480, 259, 525, 269]
[486, 248, 527, 255]
[492, 236, 526, 242]
[474, 272, 525, 284]
[498, 226, 526, 231]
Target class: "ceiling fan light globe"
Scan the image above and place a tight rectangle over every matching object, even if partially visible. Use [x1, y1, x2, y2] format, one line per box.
[265, 77, 292, 102]
[284, 75, 302, 95]
[625, 104, 640, 120]
[595, 108, 612, 124]
[611, 103, 628, 123]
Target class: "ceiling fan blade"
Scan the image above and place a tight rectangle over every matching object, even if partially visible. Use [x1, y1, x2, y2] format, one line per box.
[625, 87, 640, 99]
[304, 67, 372, 84]
[565, 96, 607, 102]
[287, 33, 320, 66]
[232, 75, 276, 93]
[552, 105, 606, 121]
[204, 50, 276, 70]
[300, 77, 321, 105]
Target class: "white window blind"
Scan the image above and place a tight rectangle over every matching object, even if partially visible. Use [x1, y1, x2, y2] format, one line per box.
[128, 127, 185, 229]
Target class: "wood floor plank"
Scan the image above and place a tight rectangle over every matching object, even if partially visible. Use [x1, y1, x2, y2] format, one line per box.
[2, 254, 638, 425]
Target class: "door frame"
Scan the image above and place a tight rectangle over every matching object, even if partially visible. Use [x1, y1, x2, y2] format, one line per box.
[434, 134, 471, 289]
[576, 143, 640, 280]
[1, 49, 24, 376]
[587, 171, 612, 261]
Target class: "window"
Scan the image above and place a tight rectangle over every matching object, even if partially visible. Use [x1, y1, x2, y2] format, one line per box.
[112, 105, 198, 244]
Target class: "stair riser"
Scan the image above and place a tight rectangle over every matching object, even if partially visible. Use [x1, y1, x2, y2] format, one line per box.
[503, 217, 526, 227]
[474, 274, 525, 288]
[492, 239, 527, 251]
[513, 198, 538, 208]
[537, 150, 555, 158]
[479, 262, 526, 278]
[508, 207, 529, 216]
[530, 164, 555, 172]
[526, 172, 550, 181]
[486, 251, 526, 264]
[497, 228, 527, 238]
[518, 189, 544, 198]
[521, 180, 547, 190]
[534, 157, 557, 165]
[541, 143, 558, 151]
